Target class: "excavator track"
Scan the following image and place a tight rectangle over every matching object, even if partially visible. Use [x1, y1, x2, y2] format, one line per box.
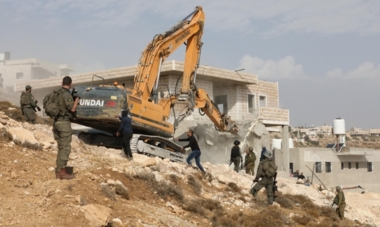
[130, 134, 187, 162]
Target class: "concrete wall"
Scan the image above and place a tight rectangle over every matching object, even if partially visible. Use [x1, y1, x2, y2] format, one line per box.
[248, 80, 279, 108]
[276, 147, 380, 192]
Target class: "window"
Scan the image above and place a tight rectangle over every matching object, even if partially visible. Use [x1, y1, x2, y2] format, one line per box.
[356, 162, 359, 169]
[341, 162, 344, 170]
[16, 72, 23, 79]
[315, 162, 322, 173]
[248, 94, 256, 114]
[325, 162, 332, 173]
[367, 162, 373, 172]
[259, 95, 267, 107]
[215, 95, 228, 114]
[348, 162, 351, 169]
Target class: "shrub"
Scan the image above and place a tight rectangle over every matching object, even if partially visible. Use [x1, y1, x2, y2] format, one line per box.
[187, 175, 202, 194]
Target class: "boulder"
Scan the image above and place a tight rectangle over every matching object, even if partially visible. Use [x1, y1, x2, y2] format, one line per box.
[80, 204, 112, 227]
[8, 127, 39, 145]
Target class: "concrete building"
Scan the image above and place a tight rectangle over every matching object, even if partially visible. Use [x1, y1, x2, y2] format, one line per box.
[294, 125, 333, 136]
[349, 127, 370, 137]
[274, 146, 380, 193]
[0, 52, 73, 91]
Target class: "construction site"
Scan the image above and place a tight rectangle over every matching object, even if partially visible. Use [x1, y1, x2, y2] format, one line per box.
[0, 5, 379, 227]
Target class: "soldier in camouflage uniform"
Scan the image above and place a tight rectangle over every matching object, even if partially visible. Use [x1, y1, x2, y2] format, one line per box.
[333, 185, 346, 220]
[251, 149, 277, 205]
[20, 85, 37, 124]
[54, 76, 79, 180]
[244, 147, 256, 176]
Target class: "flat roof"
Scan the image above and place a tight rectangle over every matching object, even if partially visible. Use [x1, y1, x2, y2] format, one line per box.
[14, 60, 257, 92]
[336, 151, 368, 156]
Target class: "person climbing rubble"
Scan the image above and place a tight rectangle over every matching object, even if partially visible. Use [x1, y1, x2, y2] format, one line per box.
[251, 149, 278, 205]
[244, 147, 256, 176]
[230, 140, 243, 173]
[175, 130, 206, 174]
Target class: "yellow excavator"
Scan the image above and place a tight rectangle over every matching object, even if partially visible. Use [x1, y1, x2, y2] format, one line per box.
[73, 6, 237, 162]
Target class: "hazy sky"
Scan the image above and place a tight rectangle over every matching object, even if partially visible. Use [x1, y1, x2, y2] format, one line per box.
[1, 0, 380, 129]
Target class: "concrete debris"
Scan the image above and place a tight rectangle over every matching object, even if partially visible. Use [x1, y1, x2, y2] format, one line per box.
[142, 157, 157, 167]
[80, 204, 112, 227]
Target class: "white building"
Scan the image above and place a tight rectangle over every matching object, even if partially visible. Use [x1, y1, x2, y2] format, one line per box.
[0, 52, 73, 91]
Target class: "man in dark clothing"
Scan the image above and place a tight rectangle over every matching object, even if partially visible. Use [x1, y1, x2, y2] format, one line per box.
[20, 85, 37, 124]
[230, 140, 242, 173]
[175, 130, 206, 173]
[116, 110, 133, 160]
[297, 172, 305, 180]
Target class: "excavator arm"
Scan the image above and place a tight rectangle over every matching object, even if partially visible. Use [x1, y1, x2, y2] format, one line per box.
[132, 6, 204, 102]
[128, 6, 237, 137]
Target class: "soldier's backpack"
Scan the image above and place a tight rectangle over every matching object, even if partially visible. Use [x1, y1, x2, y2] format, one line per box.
[43, 89, 63, 118]
[265, 161, 278, 177]
[20, 92, 30, 106]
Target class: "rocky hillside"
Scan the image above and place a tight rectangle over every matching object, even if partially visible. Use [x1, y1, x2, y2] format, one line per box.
[0, 102, 377, 227]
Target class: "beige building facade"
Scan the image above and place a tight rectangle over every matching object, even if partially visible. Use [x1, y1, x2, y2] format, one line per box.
[274, 147, 380, 193]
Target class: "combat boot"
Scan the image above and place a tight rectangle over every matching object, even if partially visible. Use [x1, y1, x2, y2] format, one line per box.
[56, 168, 75, 180]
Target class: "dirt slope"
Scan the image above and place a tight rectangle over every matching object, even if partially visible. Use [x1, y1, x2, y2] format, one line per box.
[0, 102, 373, 227]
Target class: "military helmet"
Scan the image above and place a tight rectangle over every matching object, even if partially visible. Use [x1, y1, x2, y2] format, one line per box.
[248, 147, 254, 152]
[233, 140, 240, 145]
[336, 185, 341, 191]
[263, 149, 272, 158]
[25, 85, 32, 90]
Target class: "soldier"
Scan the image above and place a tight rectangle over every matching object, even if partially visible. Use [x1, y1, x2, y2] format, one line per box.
[333, 185, 346, 220]
[230, 140, 242, 173]
[53, 76, 79, 180]
[20, 85, 37, 124]
[251, 149, 278, 205]
[244, 147, 256, 176]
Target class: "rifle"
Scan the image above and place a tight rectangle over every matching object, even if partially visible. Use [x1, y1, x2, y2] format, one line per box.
[31, 96, 41, 112]
[273, 172, 278, 201]
[70, 87, 80, 119]
[32, 105, 41, 112]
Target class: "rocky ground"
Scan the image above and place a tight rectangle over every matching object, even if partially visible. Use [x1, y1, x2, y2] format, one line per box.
[0, 101, 378, 227]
